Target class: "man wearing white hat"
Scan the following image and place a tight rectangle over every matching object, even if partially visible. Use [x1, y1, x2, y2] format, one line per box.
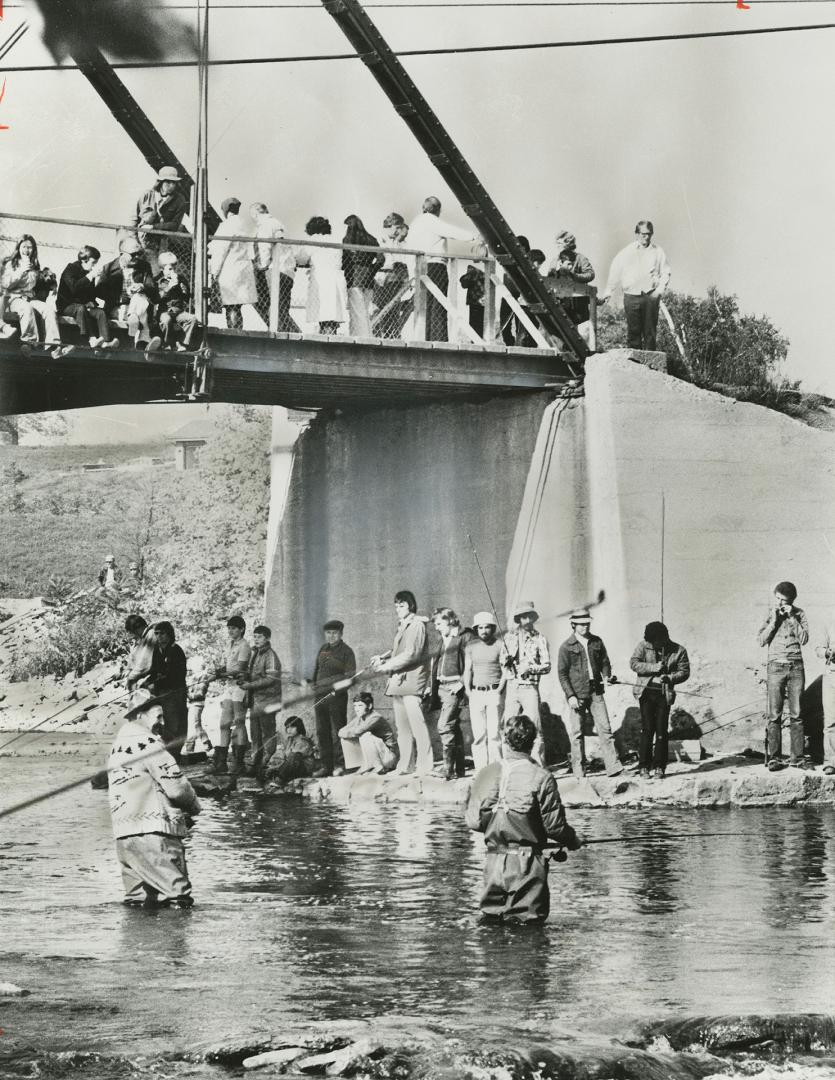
[109, 687, 201, 907]
[463, 611, 507, 769]
[502, 601, 551, 764]
[557, 609, 623, 778]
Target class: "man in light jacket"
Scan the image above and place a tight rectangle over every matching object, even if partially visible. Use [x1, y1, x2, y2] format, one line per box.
[600, 220, 671, 350]
[109, 688, 201, 907]
[502, 601, 551, 765]
[371, 589, 433, 776]
[557, 609, 623, 779]
[630, 621, 690, 779]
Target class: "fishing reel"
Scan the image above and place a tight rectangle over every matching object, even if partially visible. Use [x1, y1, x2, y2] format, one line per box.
[546, 847, 568, 863]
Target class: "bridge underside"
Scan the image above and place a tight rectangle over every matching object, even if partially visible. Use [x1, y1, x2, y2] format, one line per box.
[0, 329, 580, 416]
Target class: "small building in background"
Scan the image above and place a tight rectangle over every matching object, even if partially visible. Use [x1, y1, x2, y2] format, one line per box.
[168, 417, 213, 471]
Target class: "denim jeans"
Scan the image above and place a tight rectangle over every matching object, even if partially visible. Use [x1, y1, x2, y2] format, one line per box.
[639, 691, 670, 771]
[766, 659, 805, 761]
[567, 693, 622, 776]
[436, 684, 466, 778]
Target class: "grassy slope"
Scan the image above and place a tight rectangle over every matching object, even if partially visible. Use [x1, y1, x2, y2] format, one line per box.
[0, 442, 171, 596]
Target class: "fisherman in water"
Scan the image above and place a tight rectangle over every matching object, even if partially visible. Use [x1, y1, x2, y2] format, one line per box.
[465, 714, 581, 922]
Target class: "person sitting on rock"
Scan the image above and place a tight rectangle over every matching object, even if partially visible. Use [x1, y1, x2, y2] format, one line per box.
[338, 692, 399, 775]
[465, 713, 581, 923]
[265, 716, 320, 783]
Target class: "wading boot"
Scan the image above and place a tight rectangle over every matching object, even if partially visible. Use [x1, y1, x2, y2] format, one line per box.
[229, 745, 247, 777]
[207, 746, 228, 775]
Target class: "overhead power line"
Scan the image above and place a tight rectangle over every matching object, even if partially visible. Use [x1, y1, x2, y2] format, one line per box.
[2, 20, 834, 72]
[4, 0, 835, 6]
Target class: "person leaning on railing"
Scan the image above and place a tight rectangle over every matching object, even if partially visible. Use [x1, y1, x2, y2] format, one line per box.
[132, 165, 189, 272]
[374, 212, 414, 339]
[57, 245, 120, 349]
[342, 215, 385, 337]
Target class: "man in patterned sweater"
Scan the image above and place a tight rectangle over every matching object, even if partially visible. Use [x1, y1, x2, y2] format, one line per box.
[109, 688, 201, 907]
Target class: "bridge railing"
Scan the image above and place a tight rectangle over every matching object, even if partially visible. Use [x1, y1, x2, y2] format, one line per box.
[0, 212, 596, 350]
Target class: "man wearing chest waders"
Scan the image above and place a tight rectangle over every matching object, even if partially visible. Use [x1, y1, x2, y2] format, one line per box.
[465, 714, 581, 922]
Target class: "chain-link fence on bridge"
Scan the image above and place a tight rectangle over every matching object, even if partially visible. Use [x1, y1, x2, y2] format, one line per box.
[0, 212, 596, 350]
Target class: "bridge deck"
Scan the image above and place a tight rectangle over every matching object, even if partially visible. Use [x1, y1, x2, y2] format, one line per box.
[0, 328, 580, 416]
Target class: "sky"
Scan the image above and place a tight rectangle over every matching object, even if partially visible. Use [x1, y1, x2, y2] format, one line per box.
[2, 0, 835, 443]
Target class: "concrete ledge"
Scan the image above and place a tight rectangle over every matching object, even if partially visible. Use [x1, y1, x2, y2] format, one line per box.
[200, 757, 835, 809]
[603, 346, 668, 372]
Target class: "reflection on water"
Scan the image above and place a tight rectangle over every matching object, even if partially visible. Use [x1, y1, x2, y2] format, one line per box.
[2, 755, 835, 1063]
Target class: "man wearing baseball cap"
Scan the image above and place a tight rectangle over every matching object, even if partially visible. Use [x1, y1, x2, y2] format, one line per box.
[502, 601, 551, 764]
[557, 609, 623, 779]
[463, 611, 507, 769]
[109, 687, 201, 907]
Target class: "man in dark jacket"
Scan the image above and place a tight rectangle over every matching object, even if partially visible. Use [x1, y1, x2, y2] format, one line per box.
[312, 619, 357, 776]
[557, 609, 623, 778]
[465, 714, 581, 922]
[132, 165, 189, 270]
[154, 621, 188, 762]
[629, 621, 690, 779]
[124, 613, 164, 694]
[96, 236, 158, 321]
[57, 246, 119, 348]
[239, 624, 282, 781]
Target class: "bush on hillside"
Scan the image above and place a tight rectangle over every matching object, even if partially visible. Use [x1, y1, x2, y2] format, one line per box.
[595, 286, 826, 421]
[8, 605, 128, 681]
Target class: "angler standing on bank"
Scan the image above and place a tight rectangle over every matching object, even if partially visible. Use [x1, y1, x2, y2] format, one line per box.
[466, 714, 580, 923]
[630, 621, 690, 779]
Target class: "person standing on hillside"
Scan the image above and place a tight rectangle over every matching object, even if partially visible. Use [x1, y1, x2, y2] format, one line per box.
[239, 624, 282, 782]
[463, 612, 507, 770]
[312, 619, 357, 777]
[465, 714, 581, 923]
[97, 554, 123, 607]
[630, 620, 690, 779]
[758, 581, 810, 771]
[431, 607, 475, 780]
[207, 615, 251, 776]
[600, 220, 671, 350]
[109, 688, 201, 907]
[557, 610, 623, 779]
[154, 621, 188, 763]
[502, 601, 551, 765]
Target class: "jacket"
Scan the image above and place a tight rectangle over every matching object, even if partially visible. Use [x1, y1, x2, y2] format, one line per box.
[132, 185, 189, 234]
[465, 749, 577, 852]
[502, 628, 551, 686]
[816, 623, 835, 672]
[247, 643, 282, 711]
[126, 624, 164, 692]
[108, 719, 201, 840]
[96, 255, 157, 313]
[312, 639, 357, 690]
[385, 613, 431, 697]
[629, 638, 690, 701]
[342, 241, 385, 289]
[266, 733, 319, 776]
[98, 563, 123, 588]
[557, 633, 611, 701]
[155, 272, 190, 316]
[434, 627, 475, 688]
[757, 606, 809, 662]
[339, 709, 398, 751]
[57, 260, 99, 313]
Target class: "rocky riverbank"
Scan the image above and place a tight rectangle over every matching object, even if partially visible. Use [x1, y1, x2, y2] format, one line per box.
[190, 754, 835, 810]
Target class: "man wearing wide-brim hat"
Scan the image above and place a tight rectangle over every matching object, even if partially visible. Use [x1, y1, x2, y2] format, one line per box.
[108, 687, 201, 907]
[131, 164, 189, 270]
[557, 609, 623, 779]
[501, 601, 551, 765]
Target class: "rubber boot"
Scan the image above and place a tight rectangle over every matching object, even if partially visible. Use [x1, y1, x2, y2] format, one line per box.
[229, 745, 247, 777]
[442, 744, 456, 781]
[207, 746, 228, 775]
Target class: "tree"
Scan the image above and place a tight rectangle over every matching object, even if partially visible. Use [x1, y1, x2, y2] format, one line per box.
[0, 413, 69, 446]
[596, 287, 799, 400]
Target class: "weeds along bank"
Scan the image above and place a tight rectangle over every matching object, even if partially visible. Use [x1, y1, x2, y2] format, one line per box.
[0, 407, 272, 684]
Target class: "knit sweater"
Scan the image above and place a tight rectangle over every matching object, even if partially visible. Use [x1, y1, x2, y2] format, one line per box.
[108, 719, 201, 840]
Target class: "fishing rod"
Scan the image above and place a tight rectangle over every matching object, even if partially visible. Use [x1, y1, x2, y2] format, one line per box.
[611, 679, 712, 699]
[543, 830, 758, 861]
[0, 685, 132, 755]
[466, 530, 515, 671]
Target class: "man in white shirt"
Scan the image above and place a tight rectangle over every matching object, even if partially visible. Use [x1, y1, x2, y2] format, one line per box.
[407, 195, 481, 341]
[600, 220, 671, 350]
[250, 202, 299, 333]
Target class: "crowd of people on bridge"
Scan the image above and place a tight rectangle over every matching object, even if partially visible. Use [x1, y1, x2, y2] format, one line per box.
[0, 164, 674, 355]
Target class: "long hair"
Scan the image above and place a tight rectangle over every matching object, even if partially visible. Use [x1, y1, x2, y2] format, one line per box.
[305, 216, 331, 237]
[7, 234, 40, 271]
[343, 215, 377, 248]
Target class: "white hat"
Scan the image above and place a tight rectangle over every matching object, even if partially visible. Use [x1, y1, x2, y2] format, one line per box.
[473, 610, 497, 627]
[105, 554, 115, 562]
[569, 608, 592, 624]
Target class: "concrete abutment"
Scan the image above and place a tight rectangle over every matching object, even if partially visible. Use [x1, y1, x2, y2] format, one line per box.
[265, 350, 835, 757]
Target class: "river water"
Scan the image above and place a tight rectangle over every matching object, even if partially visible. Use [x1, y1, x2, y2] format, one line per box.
[2, 751, 835, 1078]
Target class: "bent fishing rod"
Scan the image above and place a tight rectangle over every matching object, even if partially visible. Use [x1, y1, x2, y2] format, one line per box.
[543, 830, 758, 861]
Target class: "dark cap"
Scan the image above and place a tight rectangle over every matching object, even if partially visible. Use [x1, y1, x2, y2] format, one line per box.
[323, 619, 344, 632]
